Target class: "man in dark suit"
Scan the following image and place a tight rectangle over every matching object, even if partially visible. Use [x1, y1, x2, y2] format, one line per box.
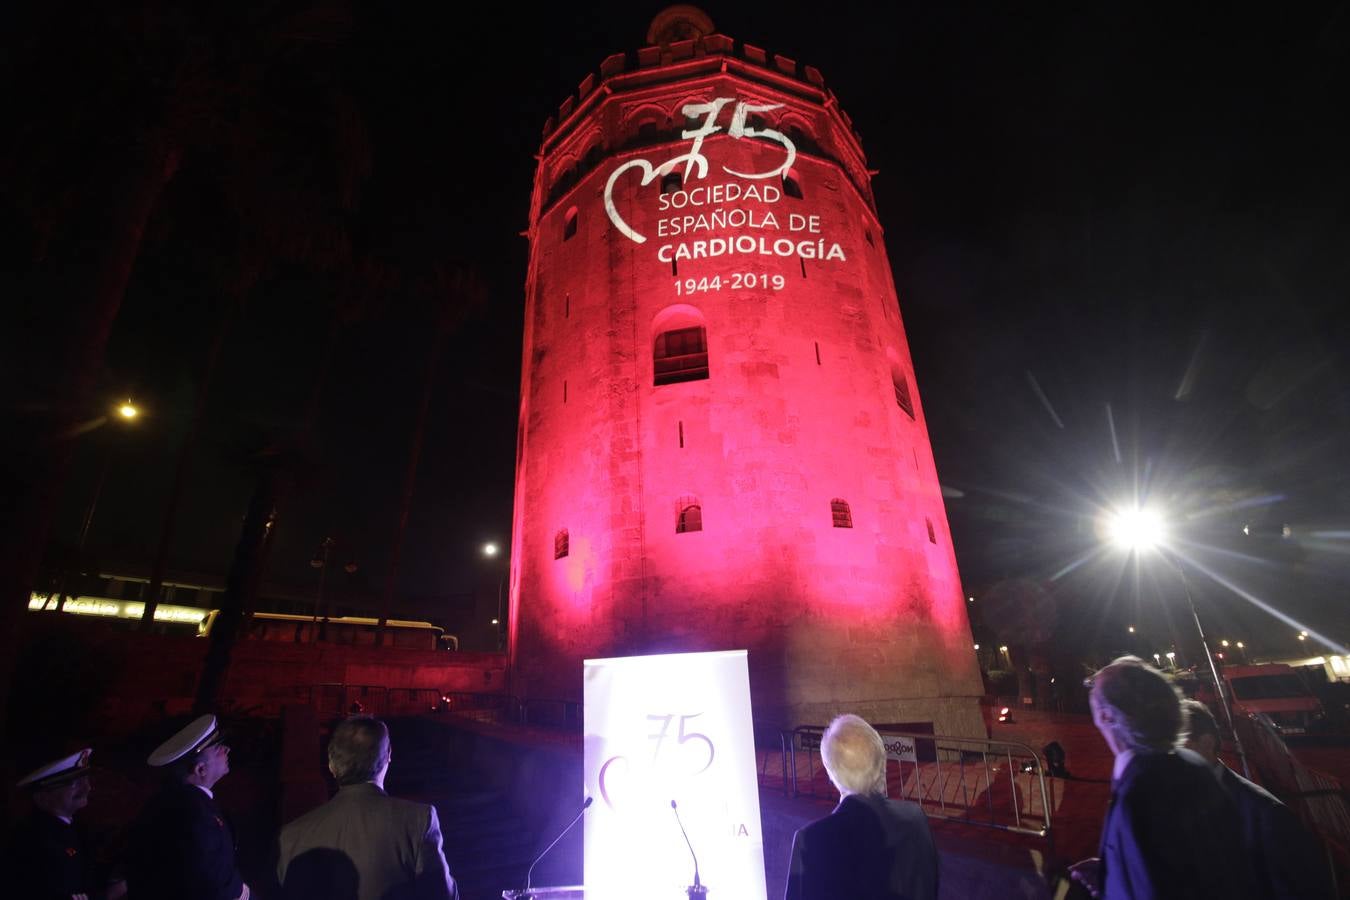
[784, 714, 937, 900]
[1182, 699, 1332, 899]
[276, 715, 457, 900]
[126, 714, 250, 900]
[8, 747, 126, 899]
[1071, 657, 1257, 900]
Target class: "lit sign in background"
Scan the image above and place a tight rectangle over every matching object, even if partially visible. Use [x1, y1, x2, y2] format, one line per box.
[584, 650, 766, 900]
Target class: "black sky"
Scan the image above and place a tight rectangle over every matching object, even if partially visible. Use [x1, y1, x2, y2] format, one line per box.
[12, 2, 1350, 654]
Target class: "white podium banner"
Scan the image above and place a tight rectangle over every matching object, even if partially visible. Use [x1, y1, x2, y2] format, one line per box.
[583, 650, 766, 900]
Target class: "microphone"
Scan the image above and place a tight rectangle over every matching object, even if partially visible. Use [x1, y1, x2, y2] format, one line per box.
[671, 799, 706, 896]
[517, 796, 592, 898]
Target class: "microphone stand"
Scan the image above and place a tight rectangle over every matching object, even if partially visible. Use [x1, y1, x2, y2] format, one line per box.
[671, 800, 708, 898]
[506, 797, 592, 900]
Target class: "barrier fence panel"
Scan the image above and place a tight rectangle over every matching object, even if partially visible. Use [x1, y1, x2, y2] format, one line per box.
[772, 725, 1052, 838]
[1236, 713, 1349, 891]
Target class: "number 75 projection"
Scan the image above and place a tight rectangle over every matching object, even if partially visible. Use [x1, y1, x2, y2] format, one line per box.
[584, 650, 766, 900]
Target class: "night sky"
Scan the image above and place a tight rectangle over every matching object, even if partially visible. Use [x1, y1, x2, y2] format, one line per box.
[10, 3, 1349, 657]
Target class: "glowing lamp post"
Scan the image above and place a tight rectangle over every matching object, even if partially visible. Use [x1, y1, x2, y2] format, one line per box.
[1103, 505, 1249, 776]
[483, 542, 505, 652]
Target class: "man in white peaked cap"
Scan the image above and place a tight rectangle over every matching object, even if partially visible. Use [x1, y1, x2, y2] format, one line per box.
[6, 747, 127, 899]
[125, 714, 250, 900]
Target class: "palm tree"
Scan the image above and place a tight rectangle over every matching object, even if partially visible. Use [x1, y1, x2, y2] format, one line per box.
[0, 1, 366, 730]
[375, 267, 487, 644]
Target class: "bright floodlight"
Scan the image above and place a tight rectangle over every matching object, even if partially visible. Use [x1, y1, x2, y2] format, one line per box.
[118, 401, 139, 420]
[482, 542, 499, 557]
[1106, 507, 1165, 551]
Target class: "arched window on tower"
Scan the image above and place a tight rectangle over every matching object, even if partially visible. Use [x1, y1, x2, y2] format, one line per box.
[676, 497, 703, 534]
[782, 168, 804, 200]
[661, 171, 682, 194]
[654, 325, 708, 385]
[554, 529, 569, 559]
[563, 207, 578, 241]
[830, 499, 853, 528]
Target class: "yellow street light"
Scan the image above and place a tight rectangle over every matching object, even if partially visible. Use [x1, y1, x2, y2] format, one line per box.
[117, 400, 139, 420]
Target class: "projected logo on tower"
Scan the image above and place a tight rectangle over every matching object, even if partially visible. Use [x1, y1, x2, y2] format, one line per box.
[603, 96, 846, 283]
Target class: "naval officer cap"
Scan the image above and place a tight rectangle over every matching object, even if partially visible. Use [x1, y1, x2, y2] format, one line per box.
[16, 748, 94, 790]
[147, 714, 225, 767]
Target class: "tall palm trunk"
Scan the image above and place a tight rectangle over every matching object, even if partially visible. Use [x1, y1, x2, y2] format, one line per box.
[0, 134, 178, 738]
[141, 276, 250, 629]
[376, 312, 451, 645]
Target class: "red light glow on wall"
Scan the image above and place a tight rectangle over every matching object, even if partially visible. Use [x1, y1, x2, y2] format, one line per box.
[508, 21, 983, 733]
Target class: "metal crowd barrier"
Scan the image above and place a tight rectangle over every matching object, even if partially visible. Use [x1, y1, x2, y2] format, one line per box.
[776, 725, 1053, 838]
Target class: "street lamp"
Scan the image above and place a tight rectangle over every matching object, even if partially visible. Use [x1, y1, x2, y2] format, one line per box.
[482, 542, 506, 652]
[310, 537, 357, 642]
[56, 399, 144, 613]
[1104, 504, 1250, 776]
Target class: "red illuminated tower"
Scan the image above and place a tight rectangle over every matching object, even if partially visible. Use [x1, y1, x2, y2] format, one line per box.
[509, 7, 984, 734]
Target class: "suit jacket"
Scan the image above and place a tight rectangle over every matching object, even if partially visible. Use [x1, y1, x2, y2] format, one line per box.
[277, 782, 457, 900]
[126, 783, 245, 900]
[1098, 748, 1256, 900]
[7, 810, 92, 900]
[1219, 765, 1333, 899]
[784, 792, 938, 900]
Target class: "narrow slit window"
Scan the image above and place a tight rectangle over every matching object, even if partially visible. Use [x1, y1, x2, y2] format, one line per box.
[799, 257, 807, 278]
[864, 229, 874, 247]
[565, 293, 570, 318]
[893, 372, 915, 419]
[676, 497, 703, 534]
[678, 421, 685, 448]
[563, 207, 578, 241]
[814, 341, 822, 365]
[830, 499, 853, 528]
[563, 380, 568, 403]
[672, 258, 678, 277]
[554, 529, 570, 559]
[654, 326, 709, 385]
[926, 518, 936, 544]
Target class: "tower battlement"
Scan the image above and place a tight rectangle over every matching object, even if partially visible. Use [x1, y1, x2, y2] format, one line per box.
[536, 32, 874, 223]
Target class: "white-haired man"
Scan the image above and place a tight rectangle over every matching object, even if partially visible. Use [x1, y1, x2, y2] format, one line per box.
[1072, 657, 1256, 899]
[277, 715, 457, 900]
[784, 714, 937, 900]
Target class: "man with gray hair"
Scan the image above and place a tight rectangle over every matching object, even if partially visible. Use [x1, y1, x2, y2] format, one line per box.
[784, 714, 937, 900]
[1071, 657, 1256, 899]
[277, 716, 457, 899]
[1182, 699, 1332, 899]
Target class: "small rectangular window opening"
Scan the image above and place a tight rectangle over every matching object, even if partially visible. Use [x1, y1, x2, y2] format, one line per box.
[565, 294, 570, 318]
[672, 258, 678, 277]
[926, 518, 937, 544]
[563, 380, 568, 403]
[831, 499, 853, 529]
[799, 257, 807, 279]
[678, 421, 684, 448]
[814, 341, 821, 366]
